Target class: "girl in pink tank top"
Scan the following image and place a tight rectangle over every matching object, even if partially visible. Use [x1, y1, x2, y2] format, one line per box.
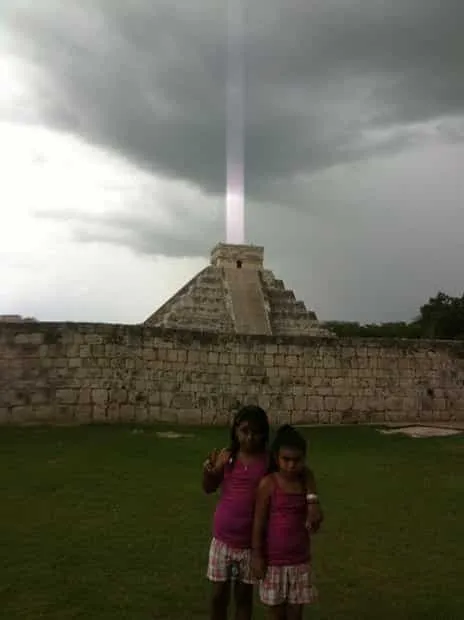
[252, 425, 320, 619]
[202, 405, 270, 620]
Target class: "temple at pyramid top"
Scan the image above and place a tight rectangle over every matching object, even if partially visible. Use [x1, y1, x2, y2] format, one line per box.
[144, 243, 334, 337]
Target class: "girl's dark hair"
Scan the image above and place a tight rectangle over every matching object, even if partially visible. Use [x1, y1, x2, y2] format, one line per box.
[229, 405, 270, 466]
[269, 424, 307, 472]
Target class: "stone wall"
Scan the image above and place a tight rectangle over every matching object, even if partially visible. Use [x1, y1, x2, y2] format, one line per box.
[1, 321, 464, 425]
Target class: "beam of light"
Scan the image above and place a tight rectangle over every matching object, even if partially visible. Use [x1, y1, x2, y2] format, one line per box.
[226, 0, 245, 245]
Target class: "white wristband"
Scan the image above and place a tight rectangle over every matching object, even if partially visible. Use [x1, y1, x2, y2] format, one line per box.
[306, 493, 319, 503]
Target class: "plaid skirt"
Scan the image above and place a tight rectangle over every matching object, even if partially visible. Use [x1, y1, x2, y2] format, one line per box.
[259, 563, 317, 606]
[206, 537, 254, 584]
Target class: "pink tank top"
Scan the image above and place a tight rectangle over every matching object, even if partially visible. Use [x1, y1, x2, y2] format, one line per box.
[265, 477, 310, 566]
[213, 454, 268, 549]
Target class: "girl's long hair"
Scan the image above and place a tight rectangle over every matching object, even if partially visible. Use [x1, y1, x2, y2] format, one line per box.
[268, 424, 307, 473]
[228, 405, 270, 467]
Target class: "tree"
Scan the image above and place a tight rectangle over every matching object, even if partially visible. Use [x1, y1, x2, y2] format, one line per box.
[324, 291, 464, 340]
[417, 291, 464, 339]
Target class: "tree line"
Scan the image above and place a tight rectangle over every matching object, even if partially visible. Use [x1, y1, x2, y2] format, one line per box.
[323, 292, 464, 340]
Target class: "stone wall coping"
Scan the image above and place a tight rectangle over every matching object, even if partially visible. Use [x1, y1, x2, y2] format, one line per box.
[1, 320, 464, 353]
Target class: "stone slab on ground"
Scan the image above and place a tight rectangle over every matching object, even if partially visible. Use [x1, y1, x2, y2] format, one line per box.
[155, 431, 194, 439]
[378, 426, 462, 438]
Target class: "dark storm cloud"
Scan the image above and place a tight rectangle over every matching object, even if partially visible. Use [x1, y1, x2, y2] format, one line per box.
[3, 0, 464, 200]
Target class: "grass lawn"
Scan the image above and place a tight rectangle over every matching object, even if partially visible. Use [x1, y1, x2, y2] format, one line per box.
[1, 424, 463, 619]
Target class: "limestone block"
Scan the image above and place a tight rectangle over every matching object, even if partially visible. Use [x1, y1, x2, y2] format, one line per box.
[163, 407, 185, 423]
[148, 392, 161, 405]
[78, 405, 93, 422]
[208, 352, 219, 364]
[307, 396, 324, 411]
[236, 353, 248, 365]
[323, 396, 337, 411]
[167, 349, 178, 363]
[84, 334, 104, 345]
[119, 404, 136, 420]
[31, 391, 47, 405]
[56, 389, 78, 404]
[294, 396, 307, 410]
[160, 391, 173, 407]
[432, 409, 454, 422]
[286, 355, 298, 367]
[134, 406, 150, 422]
[202, 409, 231, 425]
[172, 393, 195, 409]
[157, 348, 167, 361]
[111, 389, 128, 404]
[92, 405, 107, 421]
[270, 410, 292, 426]
[79, 345, 91, 358]
[39, 345, 49, 358]
[133, 357, 145, 373]
[335, 397, 353, 411]
[291, 409, 314, 425]
[318, 411, 330, 423]
[0, 407, 9, 423]
[14, 333, 30, 345]
[92, 389, 108, 405]
[177, 408, 202, 424]
[383, 396, 405, 411]
[65, 344, 79, 357]
[352, 396, 368, 412]
[143, 348, 155, 361]
[391, 410, 413, 422]
[369, 411, 387, 423]
[218, 352, 229, 365]
[106, 403, 120, 421]
[341, 346, 356, 358]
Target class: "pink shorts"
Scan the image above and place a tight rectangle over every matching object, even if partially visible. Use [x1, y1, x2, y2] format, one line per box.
[259, 564, 317, 606]
[206, 537, 254, 584]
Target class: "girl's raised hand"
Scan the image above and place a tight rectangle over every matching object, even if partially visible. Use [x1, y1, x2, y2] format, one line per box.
[203, 448, 219, 472]
[203, 448, 230, 473]
[214, 448, 231, 470]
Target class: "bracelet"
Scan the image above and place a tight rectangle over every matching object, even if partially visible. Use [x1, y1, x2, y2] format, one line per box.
[306, 493, 319, 503]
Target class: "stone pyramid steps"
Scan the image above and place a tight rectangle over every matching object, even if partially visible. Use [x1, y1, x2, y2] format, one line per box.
[144, 244, 334, 338]
[223, 267, 272, 335]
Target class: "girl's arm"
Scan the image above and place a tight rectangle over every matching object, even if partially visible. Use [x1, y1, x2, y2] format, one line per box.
[251, 475, 272, 579]
[303, 466, 324, 531]
[304, 466, 318, 493]
[202, 448, 230, 494]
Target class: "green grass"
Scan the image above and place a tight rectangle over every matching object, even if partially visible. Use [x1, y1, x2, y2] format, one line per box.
[0, 425, 463, 619]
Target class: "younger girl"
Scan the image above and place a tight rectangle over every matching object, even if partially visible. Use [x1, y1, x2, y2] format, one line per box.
[252, 425, 319, 620]
[202, 405, 270, 620]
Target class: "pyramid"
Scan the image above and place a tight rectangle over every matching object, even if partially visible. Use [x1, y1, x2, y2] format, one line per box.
[144, 243, 334, 337]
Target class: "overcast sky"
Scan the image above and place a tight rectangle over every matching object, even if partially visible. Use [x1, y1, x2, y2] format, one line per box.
[1, 0, 463, 324]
